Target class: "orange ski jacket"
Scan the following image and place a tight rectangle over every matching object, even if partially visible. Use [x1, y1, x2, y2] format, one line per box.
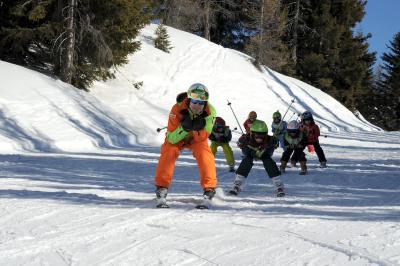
[166, 97, 217, 146]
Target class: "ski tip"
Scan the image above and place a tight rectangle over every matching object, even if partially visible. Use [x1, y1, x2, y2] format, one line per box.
[156, 203, 170, 208]
[228, 190, 238, 196]
[215, 187, 225, 198]
[195, 205, 209, 209]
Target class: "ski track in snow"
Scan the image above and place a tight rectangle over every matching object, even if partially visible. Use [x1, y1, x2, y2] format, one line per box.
[1, 133, 400, 265]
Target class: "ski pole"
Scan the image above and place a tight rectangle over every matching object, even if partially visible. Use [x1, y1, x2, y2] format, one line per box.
[227, 100, 244, 134]
[156, 126, 167, 133]
[296, 113, 301, 121]
[287, 112, 296, 121]
[231, 127, 240, 133]
[281, 98, 295, 122]
[273, 98, 295, 137]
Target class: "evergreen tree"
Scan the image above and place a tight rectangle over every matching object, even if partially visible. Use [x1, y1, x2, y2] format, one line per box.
[374, 32, 400, 130]
[283, 0, 375, 111]
[0, 0, 151, 90]
[380, 32, 400, 98]
[158, 0, 203, 35]
[243, 0, 290, 71]
[0, 1, 58, 72]
[159, 0, 240, 48]
[154, 23, 172, 53]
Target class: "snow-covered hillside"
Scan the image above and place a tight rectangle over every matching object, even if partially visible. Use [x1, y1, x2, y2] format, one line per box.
[0, 24, 382, 153]
[0, 24, 399, 265]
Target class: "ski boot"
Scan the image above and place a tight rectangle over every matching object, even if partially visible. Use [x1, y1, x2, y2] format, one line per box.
[196, 188, 216, 209]
[155, 186, 169, 208]
[228, 174, 246, 195]
[319, 161, 327, 168]
[299, 161, 307, 175]
[271, 176, 285, 197]
[280, 161, 287, 173]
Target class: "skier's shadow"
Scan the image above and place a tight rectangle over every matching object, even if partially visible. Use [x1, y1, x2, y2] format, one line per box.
[1, 150, 400, 221]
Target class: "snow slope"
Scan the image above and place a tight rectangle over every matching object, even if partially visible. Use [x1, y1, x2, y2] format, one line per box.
[0, 24, 399, 265]
[0, 24, 383, 153]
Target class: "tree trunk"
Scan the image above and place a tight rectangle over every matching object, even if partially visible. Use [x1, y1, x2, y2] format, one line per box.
[60, 0, 76, 84]
[256, 0, 265, 65]
[204, 0, 211, 40]
[57, 0, 64, 18]
[292, 0, 300, 63]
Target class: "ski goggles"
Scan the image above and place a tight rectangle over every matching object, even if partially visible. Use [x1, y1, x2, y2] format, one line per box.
[190, 98, 207, 105]
[252, 132, 266, 139]
[287, 129, 299, 134]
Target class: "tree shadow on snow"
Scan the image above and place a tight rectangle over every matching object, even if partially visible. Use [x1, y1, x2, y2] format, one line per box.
[0, 152, 210, 210]
[0, 107, 58, 152]
[1, 149, 400, 221]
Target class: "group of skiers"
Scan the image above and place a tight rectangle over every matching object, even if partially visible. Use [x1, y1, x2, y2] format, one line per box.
[153, 83, 327, 208]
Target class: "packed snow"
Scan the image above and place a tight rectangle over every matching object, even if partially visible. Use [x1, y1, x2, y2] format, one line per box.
[0, 24, 399, 265]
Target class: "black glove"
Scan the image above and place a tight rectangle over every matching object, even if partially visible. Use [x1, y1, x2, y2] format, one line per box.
[180, 110, 193, 131]
[192, 116, 206, 131]
[248, 148, 258, 159]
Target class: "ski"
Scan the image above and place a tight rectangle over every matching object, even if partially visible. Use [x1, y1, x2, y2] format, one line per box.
[195, 198, 212, 209]
[228, 190, 238, 196]
[195, 204, 209, 209]
[276, 191, 285, 197]
[156, 202, 170, 208]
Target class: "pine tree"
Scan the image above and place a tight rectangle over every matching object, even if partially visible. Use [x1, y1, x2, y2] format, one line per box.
[154, 24, 172, 53]
[55, 0, 152, 89]
[282, 0, 375, 111]
[0, 0, 152, 90]
[159, 0, 239, 47]
[380, 32, 400, 97]
[375, 32, 400, 130]
[243, 0, 290, 71]
[158, 0, 203, 35]
[0, 1, 58, 72]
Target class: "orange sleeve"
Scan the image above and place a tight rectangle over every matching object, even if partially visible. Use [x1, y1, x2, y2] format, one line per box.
[167, 104, 180, 132]
[166, 104, 189, 144]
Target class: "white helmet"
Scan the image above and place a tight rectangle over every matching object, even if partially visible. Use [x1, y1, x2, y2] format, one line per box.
[187, 83, 209, 101]
[287, 120, 300, 131]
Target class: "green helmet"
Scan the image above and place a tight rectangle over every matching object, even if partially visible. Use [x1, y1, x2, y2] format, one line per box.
[187, 83, 209, 101]
[250, 120, 268, 133]
[273, 110, 281, 119]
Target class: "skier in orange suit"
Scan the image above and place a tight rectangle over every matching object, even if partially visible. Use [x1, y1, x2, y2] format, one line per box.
[154, 83, 217, 208]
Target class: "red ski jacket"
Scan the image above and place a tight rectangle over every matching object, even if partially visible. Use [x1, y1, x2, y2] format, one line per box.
[243, 118, 256, 133]
[300, 121, 320, 143]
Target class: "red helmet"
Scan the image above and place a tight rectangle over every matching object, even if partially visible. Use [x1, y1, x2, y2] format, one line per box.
[248, 111, 257, 120]
[214, 117, 226, 127]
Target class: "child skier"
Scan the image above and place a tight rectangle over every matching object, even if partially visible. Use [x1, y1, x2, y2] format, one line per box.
[154, 83, 217, 208]
[243, 111, 257, 133]
[300, 111, 327, 168]
[280, 120, 308, 175]
[271, 110, 287, 151]
[229, 119, 285, 197]
[209, 117, 235, 172]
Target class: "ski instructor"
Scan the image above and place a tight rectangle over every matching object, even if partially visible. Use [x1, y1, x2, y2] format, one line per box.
[154, 83, 218, 208]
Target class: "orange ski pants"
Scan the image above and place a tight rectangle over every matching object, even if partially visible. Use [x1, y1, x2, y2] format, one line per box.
[154, 140, 217, 189]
